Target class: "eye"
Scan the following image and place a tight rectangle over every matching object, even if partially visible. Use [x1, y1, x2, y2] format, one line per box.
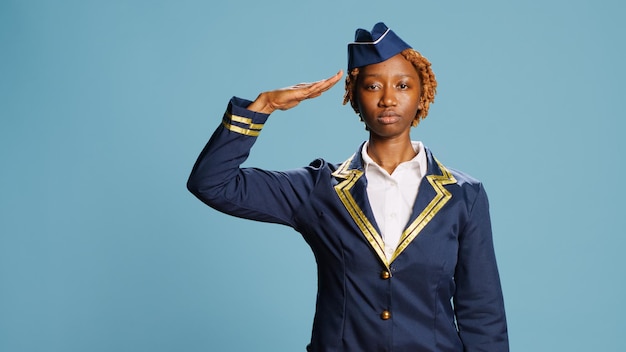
[398, 83, 409, 89]
[365, 83, 380, 90]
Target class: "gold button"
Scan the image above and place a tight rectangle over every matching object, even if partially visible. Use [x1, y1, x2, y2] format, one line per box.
[381, 310, 391, 320]
[380, 270, 391, 280]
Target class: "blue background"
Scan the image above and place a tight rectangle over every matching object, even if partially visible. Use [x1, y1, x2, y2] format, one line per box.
[1, 0, 624, 351]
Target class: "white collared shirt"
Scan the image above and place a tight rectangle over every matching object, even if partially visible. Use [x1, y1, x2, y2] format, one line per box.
[361, 141, 427, 260]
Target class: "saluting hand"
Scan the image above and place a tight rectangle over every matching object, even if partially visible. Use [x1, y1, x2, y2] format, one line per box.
[247, 70, 343, 114]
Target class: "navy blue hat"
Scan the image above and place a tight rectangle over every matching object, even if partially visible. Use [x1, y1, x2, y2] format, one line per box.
[347, 22, 412, 70]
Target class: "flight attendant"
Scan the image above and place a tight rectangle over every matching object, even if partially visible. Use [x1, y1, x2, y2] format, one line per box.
[188, 22, 509, 351]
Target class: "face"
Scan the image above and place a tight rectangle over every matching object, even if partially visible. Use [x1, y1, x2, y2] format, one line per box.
[355, 54, 423, 140]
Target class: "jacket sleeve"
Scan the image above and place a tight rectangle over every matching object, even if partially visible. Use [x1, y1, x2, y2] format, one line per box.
[453, 183, 509, 351]
[187, 97, 318, 228]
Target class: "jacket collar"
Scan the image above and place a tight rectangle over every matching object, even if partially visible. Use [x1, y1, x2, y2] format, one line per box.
[332, 143, 457, 268]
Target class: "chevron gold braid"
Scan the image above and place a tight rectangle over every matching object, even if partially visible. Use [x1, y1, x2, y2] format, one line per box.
[334, 171, 389, 268]
[391, 161, 457, 262]
[331, 154, 355, 178]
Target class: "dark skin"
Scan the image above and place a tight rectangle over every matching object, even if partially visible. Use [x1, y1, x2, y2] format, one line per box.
[247, 71, 344, 114]
[356, 54, 423, 174]
[248, 54, 422, 174]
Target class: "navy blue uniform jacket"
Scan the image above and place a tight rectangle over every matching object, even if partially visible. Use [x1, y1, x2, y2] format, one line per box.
[187, 97, 509, 351]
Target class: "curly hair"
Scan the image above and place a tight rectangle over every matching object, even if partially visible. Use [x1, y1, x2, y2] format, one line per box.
[342, 48, 437, 126]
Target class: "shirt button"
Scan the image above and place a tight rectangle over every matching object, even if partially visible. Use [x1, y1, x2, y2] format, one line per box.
[380, 270, 391, 280]
[381, 310, 391, 320]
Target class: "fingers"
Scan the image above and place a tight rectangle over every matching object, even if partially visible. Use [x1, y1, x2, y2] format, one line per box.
[318, 70, 344, 92]
[298, 70, 343, 99]
[290, 70, 343, 90]
[313, 70, 344, 90]
[253, 70, 344, 113]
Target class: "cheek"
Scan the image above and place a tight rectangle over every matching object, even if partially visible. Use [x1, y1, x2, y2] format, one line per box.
[352, 91, 363, 111]
[401, 93, 422, 111]
[355, 94, 373, 114]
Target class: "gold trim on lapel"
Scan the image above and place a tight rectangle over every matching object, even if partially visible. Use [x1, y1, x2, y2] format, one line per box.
[333, 155, 457, 267]
[391, 158, 457, 261]
[332, 155, 390, 268]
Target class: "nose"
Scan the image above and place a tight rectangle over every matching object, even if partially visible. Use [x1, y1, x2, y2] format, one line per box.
[378, 87, 397, 107]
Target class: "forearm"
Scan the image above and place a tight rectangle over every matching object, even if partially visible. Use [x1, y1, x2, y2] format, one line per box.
[187, 97, 313, 226]
[246, 92, 276, 115]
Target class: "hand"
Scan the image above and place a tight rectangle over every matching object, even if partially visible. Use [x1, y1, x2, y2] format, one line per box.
[247, 70, 344, 114]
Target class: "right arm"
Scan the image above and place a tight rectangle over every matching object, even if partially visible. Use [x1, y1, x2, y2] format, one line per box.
[187, 71, 343, 227]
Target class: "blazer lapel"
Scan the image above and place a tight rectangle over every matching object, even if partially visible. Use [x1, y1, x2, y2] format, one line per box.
[391, 148, 457, 261]
[332, 150, 389, 268]
[332, 146, 457, 267]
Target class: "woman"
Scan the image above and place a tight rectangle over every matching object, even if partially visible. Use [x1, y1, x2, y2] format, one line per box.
[188, 22, 508, 352]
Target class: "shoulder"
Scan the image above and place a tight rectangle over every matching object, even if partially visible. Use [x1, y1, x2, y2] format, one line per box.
[425, 147, 488, 203]
[425, 147, 482, 185]
[448, 167, 483, 189]
[308, 142, 366, 176]
[305, 157, 342, 178]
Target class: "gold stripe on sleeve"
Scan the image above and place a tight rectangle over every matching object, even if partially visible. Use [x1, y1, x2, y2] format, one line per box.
[229, 115, 264, 130]
[222, 112, 264, 136]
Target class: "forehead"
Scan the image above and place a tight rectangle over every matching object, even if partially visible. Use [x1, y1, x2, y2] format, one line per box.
[359, 53, 418, 78]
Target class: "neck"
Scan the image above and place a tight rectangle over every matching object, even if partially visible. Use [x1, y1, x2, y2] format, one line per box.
[366, 137, 417, 174]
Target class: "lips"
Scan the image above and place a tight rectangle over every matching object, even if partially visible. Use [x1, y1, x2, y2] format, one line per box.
[377, 110, 400, 124]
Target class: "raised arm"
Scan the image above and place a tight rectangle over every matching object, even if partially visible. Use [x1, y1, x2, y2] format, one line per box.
[187, 71, 342, 227]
